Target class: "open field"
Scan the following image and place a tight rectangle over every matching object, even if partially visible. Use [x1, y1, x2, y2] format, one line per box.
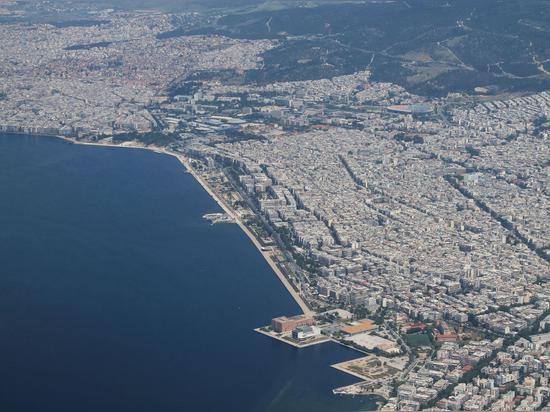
[332, 355, 402, 381]
[405, 333, 432, 348]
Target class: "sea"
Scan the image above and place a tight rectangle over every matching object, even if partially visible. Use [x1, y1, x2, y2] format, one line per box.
[0, 133, 379, 412]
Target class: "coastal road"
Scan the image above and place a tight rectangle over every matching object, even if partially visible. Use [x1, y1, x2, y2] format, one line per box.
[171, 151, 313, 317]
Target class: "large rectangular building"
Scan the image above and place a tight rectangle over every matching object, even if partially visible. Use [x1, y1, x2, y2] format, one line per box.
[271, 314, 314, 333]
[340, 319, 376, 336]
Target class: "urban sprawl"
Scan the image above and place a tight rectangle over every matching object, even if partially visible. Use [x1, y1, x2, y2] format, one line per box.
[1, 7, 550, 411]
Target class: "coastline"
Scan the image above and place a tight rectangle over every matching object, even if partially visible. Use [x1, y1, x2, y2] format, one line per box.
[0, 131, 383, 412]
[168, 152, 313, 317]
[5, 133, 390, 407]
[53, 135, 312, 316]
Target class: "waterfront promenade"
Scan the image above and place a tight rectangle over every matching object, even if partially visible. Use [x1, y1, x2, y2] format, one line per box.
[53, 135, 312, 316]
[169, 150, 313, 316]
[0, 132, 376, 412]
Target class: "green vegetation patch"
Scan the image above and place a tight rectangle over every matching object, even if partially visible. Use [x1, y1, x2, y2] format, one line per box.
[405, 333, 432, 348]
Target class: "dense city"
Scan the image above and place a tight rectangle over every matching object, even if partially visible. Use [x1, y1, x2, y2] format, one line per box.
[1, 3, 550, 411]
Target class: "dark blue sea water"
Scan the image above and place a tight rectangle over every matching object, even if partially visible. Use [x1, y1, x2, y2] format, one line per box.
[0, 134, 378, 412]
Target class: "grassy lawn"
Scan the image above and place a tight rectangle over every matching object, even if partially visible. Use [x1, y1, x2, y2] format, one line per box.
[405, 333, 432, 348]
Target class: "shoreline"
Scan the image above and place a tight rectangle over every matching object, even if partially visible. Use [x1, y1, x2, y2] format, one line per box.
[46, 134, 312, 316]
[3, 132, 387, 405]
[168, 152, 312, 317]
